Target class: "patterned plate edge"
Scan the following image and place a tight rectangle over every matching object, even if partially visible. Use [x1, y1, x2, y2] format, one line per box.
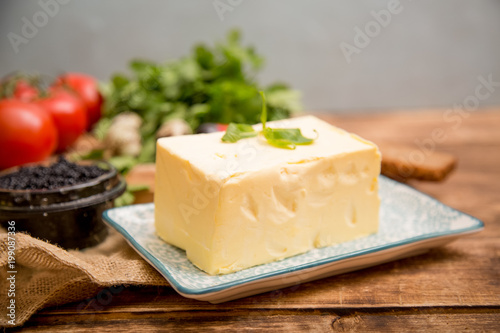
[102, 205, 483, 297]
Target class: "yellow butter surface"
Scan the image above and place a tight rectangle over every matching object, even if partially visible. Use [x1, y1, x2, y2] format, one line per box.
[154, 116, 381, 275]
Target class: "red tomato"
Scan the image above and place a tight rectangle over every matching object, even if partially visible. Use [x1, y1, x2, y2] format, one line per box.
[53, 73, 103, 130]
[0, 99, 58, 170]
[13, 80, 39, 102]
[37, 89, 87, 152]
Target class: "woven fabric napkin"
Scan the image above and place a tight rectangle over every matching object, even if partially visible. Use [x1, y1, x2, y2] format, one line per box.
[0, 228, 169, 328]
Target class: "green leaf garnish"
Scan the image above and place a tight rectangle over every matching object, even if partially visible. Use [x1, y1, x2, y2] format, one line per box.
[221, 123, 257, 143]
[221, 91, 316, 149]
[262, 128, 316, 149]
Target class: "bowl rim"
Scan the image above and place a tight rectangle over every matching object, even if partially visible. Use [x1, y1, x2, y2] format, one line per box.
[0, 176, 127, 213]
[0, 159, 117, 194]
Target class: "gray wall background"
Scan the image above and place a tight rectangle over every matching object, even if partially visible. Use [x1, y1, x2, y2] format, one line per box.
[1, 0, 499, 112]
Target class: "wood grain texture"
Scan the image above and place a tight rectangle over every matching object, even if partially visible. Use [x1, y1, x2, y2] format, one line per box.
[14, 109, 500, 331]
[11, 307, 500, 332]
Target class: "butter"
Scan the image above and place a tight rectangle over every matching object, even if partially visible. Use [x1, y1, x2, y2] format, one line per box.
[154, 116, 381, 275]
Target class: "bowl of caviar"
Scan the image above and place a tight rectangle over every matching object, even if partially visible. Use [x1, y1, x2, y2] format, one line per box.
[0, 157, 126, 249]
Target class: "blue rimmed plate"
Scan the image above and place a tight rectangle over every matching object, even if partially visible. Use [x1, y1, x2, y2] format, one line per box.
[102, 176, 483, 303]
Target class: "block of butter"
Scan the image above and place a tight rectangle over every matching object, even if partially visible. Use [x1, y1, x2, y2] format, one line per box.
[154, 116, 381, 275]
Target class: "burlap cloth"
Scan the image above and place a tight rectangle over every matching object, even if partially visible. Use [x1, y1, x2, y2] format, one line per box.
[0, 227, 170, 328]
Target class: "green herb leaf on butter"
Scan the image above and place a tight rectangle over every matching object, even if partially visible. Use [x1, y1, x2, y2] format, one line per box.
[222, 91, 316, 149]
[262, 127, 316, 149]
[221, 123, 257, 143]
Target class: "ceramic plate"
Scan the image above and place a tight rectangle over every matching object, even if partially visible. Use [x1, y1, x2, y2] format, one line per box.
[102, 176, 483, 303]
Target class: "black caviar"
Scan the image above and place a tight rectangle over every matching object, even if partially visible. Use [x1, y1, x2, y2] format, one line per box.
[0, 157, 108, 190]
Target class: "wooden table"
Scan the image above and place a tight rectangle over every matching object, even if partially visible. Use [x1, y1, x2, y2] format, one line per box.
[15, 109, 500, 332]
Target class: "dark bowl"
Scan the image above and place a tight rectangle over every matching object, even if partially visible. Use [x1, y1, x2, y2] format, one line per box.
[0, 160, 126, 249]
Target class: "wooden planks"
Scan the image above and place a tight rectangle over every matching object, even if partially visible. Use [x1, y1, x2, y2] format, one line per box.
[13, 108, 500, 331]
[12, 308, 500, 332]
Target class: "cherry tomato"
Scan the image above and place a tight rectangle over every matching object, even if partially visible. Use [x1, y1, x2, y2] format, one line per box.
[53, 73, 103, 130]
[0, 99, 58, 170]
[37, 89, 87, 152]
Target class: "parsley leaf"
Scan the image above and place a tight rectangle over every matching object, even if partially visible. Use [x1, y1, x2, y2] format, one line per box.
[221, 123, 257, 143]
[221, 91, 316, 149]
[262, 128, 315, 149]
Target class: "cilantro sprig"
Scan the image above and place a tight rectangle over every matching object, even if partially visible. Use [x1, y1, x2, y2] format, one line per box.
[221, 91, 316, 149]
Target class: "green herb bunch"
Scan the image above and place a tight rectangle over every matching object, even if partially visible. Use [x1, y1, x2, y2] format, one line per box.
[97, 29, 302, 165]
